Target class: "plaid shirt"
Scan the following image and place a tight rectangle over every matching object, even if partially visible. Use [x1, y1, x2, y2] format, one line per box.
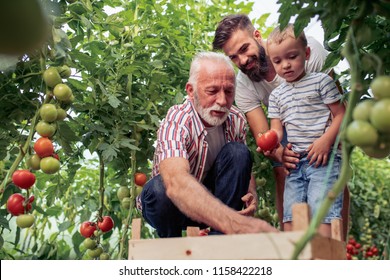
[136, 98, 248, 211]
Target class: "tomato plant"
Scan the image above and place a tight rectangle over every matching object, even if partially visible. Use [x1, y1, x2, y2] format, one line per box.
[35, 121, 56, 137]
[256, 130, 279, 151]
[369, 99, 390, 133]
[346, 120, 379, 147]
[33, 137, 54, 158]
[97, 216, 114, 232]
[12, 169, 36, 189]
[80, 221, 97, 238]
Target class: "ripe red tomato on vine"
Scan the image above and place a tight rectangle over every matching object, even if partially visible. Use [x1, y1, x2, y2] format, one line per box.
[134, 172, 147, 187]
[97, 216, 114, 232]
[12, 169, 36, 189]
[34, 137, 54, 158]
[7, 193, 33, 216]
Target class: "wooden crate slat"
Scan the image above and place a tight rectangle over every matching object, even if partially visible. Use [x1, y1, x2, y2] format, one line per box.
[129, 231, 316, 260]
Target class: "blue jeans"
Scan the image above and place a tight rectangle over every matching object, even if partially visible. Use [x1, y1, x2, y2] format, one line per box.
[283, 154, 343, 224]
[141, 142, 253, 237]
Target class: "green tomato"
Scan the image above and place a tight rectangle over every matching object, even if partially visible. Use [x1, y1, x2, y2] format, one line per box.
[53, 83, 73, 102]
[57, 65, 72, 78]
[370, 76, 390, 100]
[352, 99, 375, 121]
[121, 197, 131, 209]
[346, 120, 379, 147]
[35, 121, 56, 137]
[87, 247, 103, 258]
[56, 108, 67, 121]
[370, 99, 390, 133]
[27, 154, 41, 170]
[40, 157, 60, 174]
[16, 214, 35, 228]
[83, 238, 97, 250]
[99, 252, 110, 260]
[40, 104, 58, 122]
[360, 142, 390, 159]
[43, 67, 62, 88]
[117, 186, 130, 201]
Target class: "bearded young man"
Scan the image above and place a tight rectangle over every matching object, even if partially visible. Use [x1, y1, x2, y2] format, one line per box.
[213, 14, 349, 238]
[137, 51, 278, 237]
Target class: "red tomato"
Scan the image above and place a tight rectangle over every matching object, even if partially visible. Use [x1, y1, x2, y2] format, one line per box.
[80, 221, 97, 238]
[97, 216, 114, 232]
[12, 169, 36, 189]
[256, 130, 279, 151]
[7, 193, 32, 216]
[134, 172, 147, 187]
[34, 137, 54, 158]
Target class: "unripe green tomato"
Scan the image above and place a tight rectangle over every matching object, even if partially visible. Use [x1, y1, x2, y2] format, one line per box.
[352, 99, 375, 121]
[40, 157, 60, 174]
[135, 186, 143, 197]
[87, 247, 103, 258]
[27, 154, 41, 170]
[361, 142, 390, 159]
[56, 108, 67, 121]
[35, 121, 56, 137]
[346, 120, 379, 147]
[117, 186, 130, 201]
[370, 99, 390, 133]
[57, 65, 71, 78]
[99, 252, 110, 260]
[53, 83, 72, 102]
[43, 67, 62, 88]
[16, 214, 35, 228]
[40, 104, 58, 122]
[370, 76, 390, 100]
[256, 177, 267, 187]
[83, 238, 97, 250]
[121, 197, 131, 209]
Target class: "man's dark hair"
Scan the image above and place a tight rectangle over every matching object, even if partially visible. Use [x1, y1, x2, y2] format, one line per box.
[213, 14, 255, 51]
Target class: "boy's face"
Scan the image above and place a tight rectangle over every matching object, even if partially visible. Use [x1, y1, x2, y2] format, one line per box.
[267, 36, 310, 83]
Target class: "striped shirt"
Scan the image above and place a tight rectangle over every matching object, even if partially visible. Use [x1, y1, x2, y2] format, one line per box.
[152, 98, 248, 181]
[268, 72, 342, 154]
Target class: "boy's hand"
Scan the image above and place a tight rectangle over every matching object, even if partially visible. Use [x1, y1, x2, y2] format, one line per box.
[307, 137, 332, 167]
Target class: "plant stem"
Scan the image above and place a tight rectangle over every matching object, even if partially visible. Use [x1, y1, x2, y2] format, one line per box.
[291, 26, 362, 259]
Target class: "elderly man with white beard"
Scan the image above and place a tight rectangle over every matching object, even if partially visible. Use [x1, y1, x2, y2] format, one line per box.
[137, 51, 278, 237]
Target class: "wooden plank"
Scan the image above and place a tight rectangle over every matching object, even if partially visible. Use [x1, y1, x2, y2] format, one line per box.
[186, 226, 200, 237]
[292, 203, 310, 231]
[131, 218, 142, 240]
[331, 219, 343, 241]
[128, 231, 315, 260]
[311, 235, 346, 260]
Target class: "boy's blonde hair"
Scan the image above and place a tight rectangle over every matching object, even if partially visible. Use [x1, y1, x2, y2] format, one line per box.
[267, 24, 307, 50]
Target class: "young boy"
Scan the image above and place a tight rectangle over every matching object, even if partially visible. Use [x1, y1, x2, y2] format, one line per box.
[265, 24, 346, 237]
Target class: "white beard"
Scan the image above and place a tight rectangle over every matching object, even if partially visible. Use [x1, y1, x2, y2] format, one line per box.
[193, 93, 229, 127]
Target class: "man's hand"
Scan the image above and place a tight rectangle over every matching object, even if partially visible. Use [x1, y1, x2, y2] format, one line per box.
[239, 192, 257, 216]
[282, 143, 299, 174]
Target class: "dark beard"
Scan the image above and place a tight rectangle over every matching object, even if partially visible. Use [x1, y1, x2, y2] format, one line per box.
[239, 44, 268, 82]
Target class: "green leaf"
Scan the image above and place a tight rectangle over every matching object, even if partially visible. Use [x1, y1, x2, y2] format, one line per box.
[0, 215, 10, 231]
[58, 221, 72, 232]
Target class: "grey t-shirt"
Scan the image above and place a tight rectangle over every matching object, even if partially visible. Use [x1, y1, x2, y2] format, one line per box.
[235, 36, 329, 113]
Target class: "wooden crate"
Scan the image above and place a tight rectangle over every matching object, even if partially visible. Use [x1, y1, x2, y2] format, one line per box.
[128, 203, 346, 260]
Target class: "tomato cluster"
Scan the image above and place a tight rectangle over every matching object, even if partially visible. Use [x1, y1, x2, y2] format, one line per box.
[346, 75, 390, 159]
[28, 66, 74, 174]
[117, 173, 147, 209]
[346, 237, 379, 260]
[79, 216, 114, 260]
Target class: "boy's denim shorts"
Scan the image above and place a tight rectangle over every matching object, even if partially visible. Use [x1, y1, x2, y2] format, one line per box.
[283, 154, 343, 224]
